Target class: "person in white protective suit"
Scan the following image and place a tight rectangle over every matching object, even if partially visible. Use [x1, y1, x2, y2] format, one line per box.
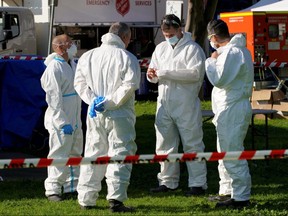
[205, 19, 253, 209]
[74, 22, 140, 212]
[41, 34, 83, 202]
[147, 14, 207, 196]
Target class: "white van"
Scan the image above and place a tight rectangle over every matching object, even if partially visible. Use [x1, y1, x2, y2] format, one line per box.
[0, 7, 36, 55]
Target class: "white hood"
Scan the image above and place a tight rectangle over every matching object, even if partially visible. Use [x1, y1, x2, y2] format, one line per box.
[44, 52, 58, 66]
[217, 34, 246, 54]
[101, 33, 125, 49]
[229, 34, 246, 48]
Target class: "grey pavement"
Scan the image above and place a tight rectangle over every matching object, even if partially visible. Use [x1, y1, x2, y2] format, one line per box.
[0, 151, 47, 181]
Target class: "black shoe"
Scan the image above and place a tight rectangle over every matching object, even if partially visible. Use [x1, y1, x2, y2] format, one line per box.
[150, 185, 177, 193]
[63, 191, 78, 200]
[47, 194, 63, 202]
[80, 205, 96, 210]
[208, 194, 231, 202]
[215, 198, 250, 209]
[185, 187, 205, 196]
[109, 199, 135, 213]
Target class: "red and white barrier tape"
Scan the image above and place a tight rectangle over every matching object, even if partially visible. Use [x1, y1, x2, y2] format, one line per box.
[1, 149, 287, 169]
[0, 55, 45, 60]
[1, 56, 287, 68]
[254, 62, 288, 68]
[138, 58, 150, 68]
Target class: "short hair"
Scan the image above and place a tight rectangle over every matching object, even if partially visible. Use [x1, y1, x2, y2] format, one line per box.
[109, 22, 131, 38]
[161, 14, 181, 30]
[52, 34, 69, 51]
[207, 19, 230, 40]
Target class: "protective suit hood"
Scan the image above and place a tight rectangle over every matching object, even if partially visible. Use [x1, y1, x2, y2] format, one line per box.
[44, 52, 58, 66]
[228, 34, 246, 48]
[101, 33, 126, 49]
[175, 32, 193, 48]
[216, 34, 246, 55]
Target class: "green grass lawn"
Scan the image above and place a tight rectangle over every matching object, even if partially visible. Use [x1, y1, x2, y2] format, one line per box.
[0, 100, 288, 215]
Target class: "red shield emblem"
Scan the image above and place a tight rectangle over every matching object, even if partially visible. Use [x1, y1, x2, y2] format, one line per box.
[116, 0, 130, 16]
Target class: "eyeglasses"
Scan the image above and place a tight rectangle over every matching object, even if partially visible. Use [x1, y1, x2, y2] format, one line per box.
[207, 34, 216, 41]
[53, 41, 74, 46]
[162, 19, 180, 27]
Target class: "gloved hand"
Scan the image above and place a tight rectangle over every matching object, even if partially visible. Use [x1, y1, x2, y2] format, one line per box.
[95, 96, 106, 112]
[62, 124, 73, 135]
[88, 96, 106, 118]
[89, 99, 97, 118]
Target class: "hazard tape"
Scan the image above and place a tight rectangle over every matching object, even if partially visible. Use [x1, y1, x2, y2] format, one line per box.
[0, 55, 45, 60]
[254, 61, 288, 68]
[1, 149, 288, 169]
[1, 56, 287, 68]
[138, 58, 150, 68]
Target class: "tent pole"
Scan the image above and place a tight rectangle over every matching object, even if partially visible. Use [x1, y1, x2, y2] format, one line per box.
[48, 0, 56, 55]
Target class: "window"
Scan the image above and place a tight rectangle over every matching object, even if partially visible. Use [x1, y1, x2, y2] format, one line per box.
[268, 24, 279, 38]
[10, 15, 20, 38]
[0, 13, 3, 41]
[0, 13, 20, 42]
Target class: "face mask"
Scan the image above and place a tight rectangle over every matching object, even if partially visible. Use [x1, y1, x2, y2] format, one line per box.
[210, 41, 218, 50]
[67, 44, 77, 59]
[166, 35, 179, 46]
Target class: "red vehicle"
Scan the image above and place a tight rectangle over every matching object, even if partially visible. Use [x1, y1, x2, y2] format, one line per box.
[220, 4, 288, 94]
[220, 10, 288, 67]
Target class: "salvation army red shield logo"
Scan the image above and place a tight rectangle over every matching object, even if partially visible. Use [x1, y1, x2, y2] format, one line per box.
[116, 0, 130, 16]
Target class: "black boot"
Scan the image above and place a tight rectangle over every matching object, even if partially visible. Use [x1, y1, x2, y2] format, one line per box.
[185, 187, 205, 196]
[150, 185, 178, 193]
[109, 199, 135, 213]
[215, 198, 250, 209]
[208, 194, 231, 202]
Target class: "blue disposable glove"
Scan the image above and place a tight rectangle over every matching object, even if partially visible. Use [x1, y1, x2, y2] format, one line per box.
[89, 99, 97, 118]
[62, 124, 73, 135]
[88, 96, 106, 118]
[95, 96, 106, 112]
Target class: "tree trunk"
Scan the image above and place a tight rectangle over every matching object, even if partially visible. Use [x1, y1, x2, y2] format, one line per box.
[185, 0, 218, 49]
[185, 0, 218, 100]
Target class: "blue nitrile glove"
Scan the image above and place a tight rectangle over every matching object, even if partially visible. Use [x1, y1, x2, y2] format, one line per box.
[62, 124, 73, 135]
[95, 96, 106, 112]
[89, 99, 97, 118]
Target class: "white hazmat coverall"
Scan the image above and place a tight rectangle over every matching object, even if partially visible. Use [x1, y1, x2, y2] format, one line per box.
[41, 54, 83, 196]
[147, 32, 207, 190]
[74, 33, 140, 207]
[205, 34, 253, 201]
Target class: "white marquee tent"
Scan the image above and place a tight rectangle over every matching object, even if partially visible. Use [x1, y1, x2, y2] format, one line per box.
[241, 0, 288, 11]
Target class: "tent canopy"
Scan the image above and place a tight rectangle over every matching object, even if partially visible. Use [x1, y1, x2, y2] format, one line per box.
[241, 0, 288, 12]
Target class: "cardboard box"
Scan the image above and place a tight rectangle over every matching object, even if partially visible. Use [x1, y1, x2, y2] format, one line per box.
[251, 89, 285, 110]
[271, 90, 286, 102]
[251, 89, 273, 104]
[252, 89, 285, 102]
[272, 101, 288, 118]
[251, 89, 288, 118]
[273, 101, 288, 111]
[251, 100, 272, 110]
